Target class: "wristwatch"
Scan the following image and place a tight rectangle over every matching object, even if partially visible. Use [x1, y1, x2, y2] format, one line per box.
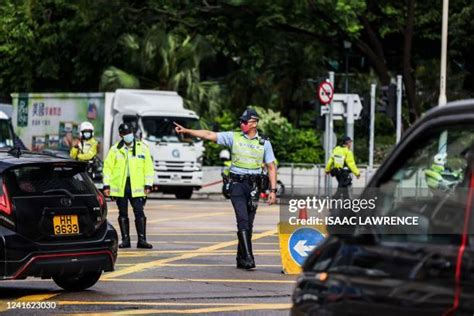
[269, 188, 277, 193]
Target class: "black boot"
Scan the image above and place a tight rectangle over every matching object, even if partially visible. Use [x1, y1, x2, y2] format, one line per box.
[135, 217, 153, 249]
[118, 217, 131, 248]
[236, 234, 244, 269]
[249, 229, 254, 261]
[237, 230, 255, 270]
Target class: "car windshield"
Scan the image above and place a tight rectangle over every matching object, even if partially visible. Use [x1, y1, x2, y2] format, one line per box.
[4, 164, 95, 196]
[0, 119, 14, 148]
[142, 116, 201, 143]
[370, 126, 473, 244]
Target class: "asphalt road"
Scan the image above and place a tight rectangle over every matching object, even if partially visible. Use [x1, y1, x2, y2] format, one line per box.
[0, 195, 296, 315]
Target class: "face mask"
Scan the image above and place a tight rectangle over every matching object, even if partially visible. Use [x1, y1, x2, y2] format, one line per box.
[123, 133, 134, 144]
[82, 132, 92, 139]
[240, 122, 251, 134]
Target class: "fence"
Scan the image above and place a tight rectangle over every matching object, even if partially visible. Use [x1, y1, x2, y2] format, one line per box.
[200, 164, 379, 195]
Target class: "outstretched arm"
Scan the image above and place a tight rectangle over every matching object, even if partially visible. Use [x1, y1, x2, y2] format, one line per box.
[174, 122, 218, 142]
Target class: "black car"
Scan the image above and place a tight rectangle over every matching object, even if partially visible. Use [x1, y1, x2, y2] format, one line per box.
[292, 100, 474, 315]
[0, 148, 118, 291]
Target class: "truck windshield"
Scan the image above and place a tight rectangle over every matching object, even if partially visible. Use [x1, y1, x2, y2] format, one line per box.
[142, 117, 201, 143]
[0, 119, 14, 148]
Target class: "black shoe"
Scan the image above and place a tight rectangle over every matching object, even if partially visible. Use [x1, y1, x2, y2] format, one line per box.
[237, 230, 255, 270]
[135, 217, 153, 249]
[118, 217, 131, 248]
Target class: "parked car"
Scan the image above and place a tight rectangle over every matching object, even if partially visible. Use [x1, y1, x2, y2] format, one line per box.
[0, 148, 118, 291]
[292, 100, 474, 315]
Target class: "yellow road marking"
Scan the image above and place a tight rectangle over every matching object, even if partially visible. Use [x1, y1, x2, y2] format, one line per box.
[115, 263, 281, 267]
[144, 233, 235, 236]
[117, 254, 278, 259]
[102, 278, 294, 284]
[77, 303, 291, 315]
[102, 229, 277, 279]
[147, 211, 228, 224]
[118, 250, 279, 254]
[57, 301, 289, 307]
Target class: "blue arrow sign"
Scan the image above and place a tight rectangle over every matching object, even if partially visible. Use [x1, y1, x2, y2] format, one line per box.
[288, 227, 325, 266]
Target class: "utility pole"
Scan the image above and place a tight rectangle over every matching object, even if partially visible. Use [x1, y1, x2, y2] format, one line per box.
[396, 75, 403, 143]
[369, 84, 376, 171]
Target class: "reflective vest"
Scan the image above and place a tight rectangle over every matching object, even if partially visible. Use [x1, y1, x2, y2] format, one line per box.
[231, 132, 265, 170]
[70, 138, 98, 161]
[103, 140, 154, 197]
[325, 145, 360, 177]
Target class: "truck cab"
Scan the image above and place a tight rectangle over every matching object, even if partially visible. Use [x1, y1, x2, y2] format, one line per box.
[0, 103, 23, 148]
[107, 90, 203, 199]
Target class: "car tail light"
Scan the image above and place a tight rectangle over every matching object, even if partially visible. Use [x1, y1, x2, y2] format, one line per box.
[0, 182, 12, 215]
[96, 191, 105, 208]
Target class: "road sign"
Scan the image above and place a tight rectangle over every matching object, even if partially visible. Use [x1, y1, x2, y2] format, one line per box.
[320, 93, 363, 120]
[318, 81, 334, 105]
[288, 227, 325, 266]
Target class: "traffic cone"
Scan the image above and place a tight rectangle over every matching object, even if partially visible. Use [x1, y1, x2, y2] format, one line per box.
[298, 204, 308, 220]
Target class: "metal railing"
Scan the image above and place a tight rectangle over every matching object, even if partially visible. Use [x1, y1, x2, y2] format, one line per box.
[278, 163, 379, 196]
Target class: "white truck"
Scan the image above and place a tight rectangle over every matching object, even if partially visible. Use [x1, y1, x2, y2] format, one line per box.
[10, 89, 204, 199]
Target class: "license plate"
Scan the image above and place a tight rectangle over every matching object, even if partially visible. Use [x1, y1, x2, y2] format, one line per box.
[53, 215, 79, 235]
[171, 174, 180, 181]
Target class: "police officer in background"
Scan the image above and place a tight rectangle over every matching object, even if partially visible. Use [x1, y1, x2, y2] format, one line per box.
[325, 136, 360, 199]
[103, 123, 154, 249]
[174, 108, 277, 270]
[70, 121, 98, 161]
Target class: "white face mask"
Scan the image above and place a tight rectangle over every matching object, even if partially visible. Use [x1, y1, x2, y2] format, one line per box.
[83, 132, 92, 139]
[123, 133, 134, 144]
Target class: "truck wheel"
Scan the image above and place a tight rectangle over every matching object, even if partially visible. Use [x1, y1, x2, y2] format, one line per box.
[53, 271, 102, 291]
[175, 188, 193, 199]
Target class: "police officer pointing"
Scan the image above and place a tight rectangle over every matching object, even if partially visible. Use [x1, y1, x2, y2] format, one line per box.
[174, 108, 277, 270]
[103, 123, 154, 249]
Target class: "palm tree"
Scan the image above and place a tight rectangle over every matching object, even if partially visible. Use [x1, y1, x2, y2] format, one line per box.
[100, 26, 223, 116]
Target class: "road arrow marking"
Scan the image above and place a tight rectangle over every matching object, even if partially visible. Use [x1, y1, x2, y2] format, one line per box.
[293, 240, 316, 257]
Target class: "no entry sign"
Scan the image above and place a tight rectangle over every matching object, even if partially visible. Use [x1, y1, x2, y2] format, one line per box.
[318, 81, 334, 105]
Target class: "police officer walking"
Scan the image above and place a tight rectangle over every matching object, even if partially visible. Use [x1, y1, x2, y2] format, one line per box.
[70, 121, 98, 162]
[174, 108, 277, 270]
[103, 123, 154, 249]
[325, 136, 360, 199]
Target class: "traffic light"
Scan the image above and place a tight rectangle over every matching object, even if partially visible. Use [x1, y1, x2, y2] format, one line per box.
[381, 84, 397, 121]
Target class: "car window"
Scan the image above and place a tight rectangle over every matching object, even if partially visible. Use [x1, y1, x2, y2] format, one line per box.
[373, 127, 472, 244]
[4, 165, 95, 196]
[142, 117, 201, 143]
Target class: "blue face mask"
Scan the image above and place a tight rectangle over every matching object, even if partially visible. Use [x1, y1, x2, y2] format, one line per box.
[123, 133, 134, 144]
[82, 132, 92, 139]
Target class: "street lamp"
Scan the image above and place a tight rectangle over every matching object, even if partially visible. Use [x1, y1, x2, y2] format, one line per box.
[343, 40, 352, 94]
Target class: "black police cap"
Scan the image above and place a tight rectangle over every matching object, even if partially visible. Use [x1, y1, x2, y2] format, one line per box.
[119, 123, 132, 134]
[240, 108, 260, 121]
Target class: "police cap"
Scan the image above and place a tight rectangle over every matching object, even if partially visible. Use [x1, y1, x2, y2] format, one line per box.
[240, 108, 260, 121]
[118, 123, 132, 135]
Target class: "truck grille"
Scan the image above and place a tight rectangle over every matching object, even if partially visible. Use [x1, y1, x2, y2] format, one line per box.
[155, 161, 196, 172]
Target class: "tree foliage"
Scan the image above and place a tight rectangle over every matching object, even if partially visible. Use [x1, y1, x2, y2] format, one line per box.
[1, 0, 473, 164]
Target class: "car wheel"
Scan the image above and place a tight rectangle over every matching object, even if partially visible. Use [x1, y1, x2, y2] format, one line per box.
[53, 271, 102, 291]
[175, 188, 193, 199]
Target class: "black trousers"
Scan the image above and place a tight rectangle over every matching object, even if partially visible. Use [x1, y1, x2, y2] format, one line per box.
[334, 169, 352, 200]
[230, 181, 257, 232]
[116, 178, 145, 219]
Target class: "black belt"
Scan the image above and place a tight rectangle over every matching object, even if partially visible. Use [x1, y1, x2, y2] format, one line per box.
[230, 173, 261, 183]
